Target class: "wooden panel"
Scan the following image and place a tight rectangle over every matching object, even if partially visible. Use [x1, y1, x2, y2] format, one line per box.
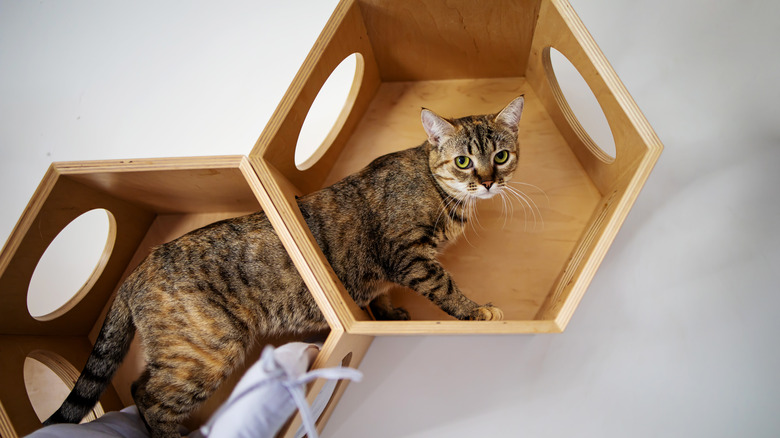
[525, 0, 663, 195]
[245, 1, 660, 335]
[349, 319, 562, 335]
[0, 335, 123, 437]
[0, 156, 264, 337]
[0, 399, 16, 438]
[62, 156, 259, 214]
[525, 0, 664, 328]
[253, 0, 382, 194]
[535, 187, 619, 322]
[0, 156, 283, 434]
[357, 0, 542, 81]
[0, 169, 155, 336]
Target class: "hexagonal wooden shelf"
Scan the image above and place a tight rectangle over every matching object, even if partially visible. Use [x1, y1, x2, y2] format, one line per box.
[0, 0, 662, 436]
[249, 0, 662, 335]
[0, 156, 372, 437]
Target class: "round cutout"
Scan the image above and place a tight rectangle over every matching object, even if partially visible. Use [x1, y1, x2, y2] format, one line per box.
[547, 47, 616, 162]
[295, 53, 363, 170]
[28, 208, 116, 321]
[24, 351, 103, 423]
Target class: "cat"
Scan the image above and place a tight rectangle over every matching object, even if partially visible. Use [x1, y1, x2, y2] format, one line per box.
[43, 96, 525, 437]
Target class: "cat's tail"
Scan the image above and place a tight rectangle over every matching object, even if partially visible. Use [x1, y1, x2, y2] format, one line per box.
[43, 289, 136, 426]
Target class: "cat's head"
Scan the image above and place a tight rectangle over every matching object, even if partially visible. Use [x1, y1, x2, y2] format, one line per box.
[422, 96, 524, 200]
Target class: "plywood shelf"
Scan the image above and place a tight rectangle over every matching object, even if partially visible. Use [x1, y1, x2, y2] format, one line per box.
[250, 0, 662, 335]
[0, 156, 371, 437]
[0, 0, 661, 436]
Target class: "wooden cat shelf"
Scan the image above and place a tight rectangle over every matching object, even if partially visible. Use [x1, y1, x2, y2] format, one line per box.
[252, 0, 662, 335]
[0, 157, 371, 437]
[0, 0, 662, 436]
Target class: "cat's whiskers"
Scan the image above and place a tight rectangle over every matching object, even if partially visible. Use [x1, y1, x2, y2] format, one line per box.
[497, 188, 515, 230]
[506, 187, 532, 232]
[433, 196, 450, 230]
[432, 184, 476, 248]
[473, 197, 483, 232]
[495, 182, 520, 230]
[468, 192, 484, 232]
[502, 184, 545, 232]
[499, 189, 511, 229]
[460, 195, 477, 248]
[433, 186, 464, 232]
[448, 190, 477, 248]
[504, 186, 535, 232]
[431, 175, 453, 228]
[507, 180, 550, 205]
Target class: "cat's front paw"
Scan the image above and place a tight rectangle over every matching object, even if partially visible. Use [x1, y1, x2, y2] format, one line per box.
[383, 306, 411, 321]
[468, 305, 504, 321]
[369, 305, 411, 321]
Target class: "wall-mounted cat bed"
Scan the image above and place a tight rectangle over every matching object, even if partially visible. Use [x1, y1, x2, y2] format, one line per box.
[0, 156, 372, 437]
[0, 0, 662, 436]
[249, 0, 662, 335]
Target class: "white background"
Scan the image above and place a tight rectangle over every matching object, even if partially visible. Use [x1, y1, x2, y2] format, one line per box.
[2, 1, 779, 437]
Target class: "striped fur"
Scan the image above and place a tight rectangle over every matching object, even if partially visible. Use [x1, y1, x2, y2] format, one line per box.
[43, 97, 523, 437]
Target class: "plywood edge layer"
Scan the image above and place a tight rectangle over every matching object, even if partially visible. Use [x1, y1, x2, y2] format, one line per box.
[0, 164, 60, 276]
[0, 398, 18, 438]
[280, 330, 374, 437]
[554, 150, 664, 331]
[552, 0, 664, 158]
[249, 158, 349, 331]
[251, 0, 358, 159]
[53, 155, 249, 175]
[348, 319, 562, 335]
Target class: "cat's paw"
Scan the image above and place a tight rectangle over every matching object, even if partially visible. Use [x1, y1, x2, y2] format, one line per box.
[468, 305, 504, 321]
[370, 306, 411, 321]
[386, 307, 411, 321]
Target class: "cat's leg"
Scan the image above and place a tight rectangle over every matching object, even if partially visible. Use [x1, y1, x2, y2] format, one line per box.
[130, 370, 157, 432]
[131, 309, 248, 438]
[132, 345, 239, 438]
[131, 368, 182, 438]
[390, 255, 502, 321]
[368, 293, 410, 320]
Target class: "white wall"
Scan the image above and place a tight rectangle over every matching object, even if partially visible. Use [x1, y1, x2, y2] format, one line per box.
[2, 1, 778, 437]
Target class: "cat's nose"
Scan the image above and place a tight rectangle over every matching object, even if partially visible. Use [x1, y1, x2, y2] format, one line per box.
[481, 180, 494, 190]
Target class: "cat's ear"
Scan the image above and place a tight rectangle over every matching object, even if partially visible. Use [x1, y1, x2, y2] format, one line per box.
[494, 96, 524, 135]
[421, 108, 456, 147]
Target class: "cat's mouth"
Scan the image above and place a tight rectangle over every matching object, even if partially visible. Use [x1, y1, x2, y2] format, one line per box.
[443, 180, 503, 201]
[465, 181, 502, 200]
[472, 187, 500, 200]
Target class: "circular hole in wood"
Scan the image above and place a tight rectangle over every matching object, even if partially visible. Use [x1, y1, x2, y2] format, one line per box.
[546, 47, 616, 162]
[295, 53, 363, 171]
[24, 351, 103, 423]
[27, 208, 116, 321]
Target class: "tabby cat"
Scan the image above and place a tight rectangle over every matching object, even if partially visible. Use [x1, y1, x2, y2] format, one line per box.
[44, 96, 525, 437]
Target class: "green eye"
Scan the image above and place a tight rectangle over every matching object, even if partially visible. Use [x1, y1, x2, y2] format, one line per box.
[454, 156, 472, 169]
[494, 150, 510, 164]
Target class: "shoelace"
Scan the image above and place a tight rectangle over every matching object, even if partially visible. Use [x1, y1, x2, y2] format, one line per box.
[201, 345, 363, 438]
[285, 366, 363, 438]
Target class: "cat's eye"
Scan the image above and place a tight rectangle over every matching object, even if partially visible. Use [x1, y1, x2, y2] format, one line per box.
[454, 156, 472, 169]
[494, 150, 510, 164]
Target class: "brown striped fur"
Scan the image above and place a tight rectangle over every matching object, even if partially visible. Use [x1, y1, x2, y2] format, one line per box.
[43, 97, 524, 437]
